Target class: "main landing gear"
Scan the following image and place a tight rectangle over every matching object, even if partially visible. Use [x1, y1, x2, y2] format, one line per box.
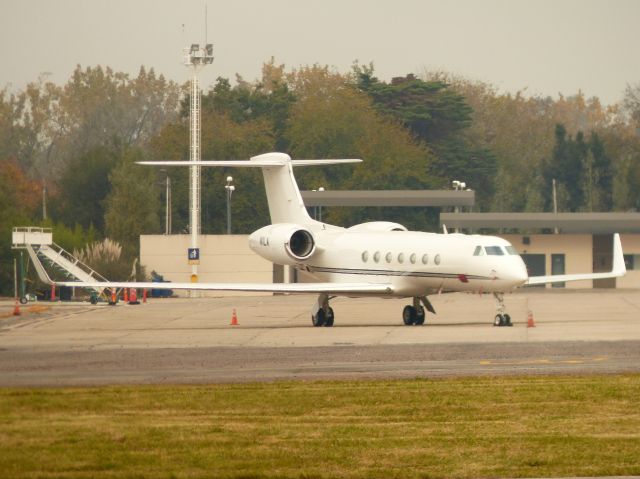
[493, 292, 512, 327]
[311, 294, 437, 327]
[402, 296, 436, 326]
[311, 293, 335, 327]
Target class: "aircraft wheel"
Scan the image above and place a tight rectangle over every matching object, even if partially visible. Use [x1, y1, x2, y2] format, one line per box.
[19, 296, 28, 305]
[503, 314, 512, 327]
[414, 306, 425, 325]
[324, 307, 335, 327]
[402, 305, 416, 325]
[312, 309, 326, 327]
[494, 314, 504, 327]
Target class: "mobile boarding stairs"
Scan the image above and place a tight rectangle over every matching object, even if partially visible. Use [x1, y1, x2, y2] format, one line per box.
[12, 227, 108, 300]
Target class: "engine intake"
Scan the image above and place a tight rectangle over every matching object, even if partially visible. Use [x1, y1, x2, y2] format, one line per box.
[249, 223, 317, 265]
[288, 229, 315, 260]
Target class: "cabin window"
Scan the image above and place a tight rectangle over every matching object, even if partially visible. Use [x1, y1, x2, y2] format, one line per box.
[473, 245, 484, 256]
[362, 251, 369, 262]
[485, 246, 505, 256]
[373, 251, 381, 263]
[434, 254, 441, 265]
[410, 253, 416, 264]
[505, 245, 519, 255]
[422, 254, 428, 265]
[398, 252, 404, 263]
[385, 252, 392, 263]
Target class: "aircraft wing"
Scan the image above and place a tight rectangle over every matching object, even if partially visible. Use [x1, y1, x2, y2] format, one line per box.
[54, 280, 394, 295]
[525, 233, 626, 285]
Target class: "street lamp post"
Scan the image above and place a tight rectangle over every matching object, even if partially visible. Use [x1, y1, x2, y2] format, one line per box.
[160, 169, 172, 235]
[225, 176, 235, 234]
[317, 187, 324, 222]
[452, 180, 466, 233]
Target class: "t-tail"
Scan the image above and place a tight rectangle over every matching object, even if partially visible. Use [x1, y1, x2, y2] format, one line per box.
[140, 152, 361, 225]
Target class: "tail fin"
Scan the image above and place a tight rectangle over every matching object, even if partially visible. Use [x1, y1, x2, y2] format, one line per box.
[139, 152, 361, 224]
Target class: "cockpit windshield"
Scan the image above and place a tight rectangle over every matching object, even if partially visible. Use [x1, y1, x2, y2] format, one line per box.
[505, 245, 519, 255]
[485, 246, 505, 256]
[474, 245, 520, 256]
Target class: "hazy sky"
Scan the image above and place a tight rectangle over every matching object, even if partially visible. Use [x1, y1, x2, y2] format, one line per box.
[2, 0, 639, 105]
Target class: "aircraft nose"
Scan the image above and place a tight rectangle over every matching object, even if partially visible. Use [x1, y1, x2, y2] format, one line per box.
[511, 259, 529, 284]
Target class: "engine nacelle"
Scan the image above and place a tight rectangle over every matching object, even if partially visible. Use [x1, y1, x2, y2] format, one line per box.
[347, 221, 408, 232]
[249, 223, 317, 265]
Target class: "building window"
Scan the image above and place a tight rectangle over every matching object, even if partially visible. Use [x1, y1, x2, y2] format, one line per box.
[551, 253, 565, 288]
[624, 254, 640, 270]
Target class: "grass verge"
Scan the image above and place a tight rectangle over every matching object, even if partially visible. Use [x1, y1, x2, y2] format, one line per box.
[1, 374, 639, 478]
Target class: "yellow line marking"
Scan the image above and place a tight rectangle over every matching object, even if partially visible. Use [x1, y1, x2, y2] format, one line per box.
[480, 356, 609, 366]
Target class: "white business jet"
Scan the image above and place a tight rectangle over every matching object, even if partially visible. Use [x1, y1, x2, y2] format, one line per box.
[56, 152, 626, 327]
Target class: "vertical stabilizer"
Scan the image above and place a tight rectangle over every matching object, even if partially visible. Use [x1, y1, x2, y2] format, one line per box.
[251, 153, 313, 225]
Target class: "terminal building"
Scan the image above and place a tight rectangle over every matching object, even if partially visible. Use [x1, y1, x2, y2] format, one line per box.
[140, 190, 640, 292]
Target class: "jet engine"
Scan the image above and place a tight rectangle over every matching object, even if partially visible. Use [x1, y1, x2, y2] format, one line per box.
[249, 223, 317, 265]
[347, 221, 408, 232]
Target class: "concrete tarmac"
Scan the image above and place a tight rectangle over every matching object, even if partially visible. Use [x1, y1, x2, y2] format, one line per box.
[1, 289, 639, 386]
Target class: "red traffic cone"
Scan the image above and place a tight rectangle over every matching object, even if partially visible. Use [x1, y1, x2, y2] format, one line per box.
[123, 288, 129, 303]
[527, 311, 536, 328]
[128, 288, 139, 305]
[13, 299, 21, 316]
[109, 290, 117, 306]
[230, 308, 239, 326]
[142, 289, 147, 303]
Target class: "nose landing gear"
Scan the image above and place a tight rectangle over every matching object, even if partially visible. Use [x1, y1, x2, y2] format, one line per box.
[493, 292, 512, 327]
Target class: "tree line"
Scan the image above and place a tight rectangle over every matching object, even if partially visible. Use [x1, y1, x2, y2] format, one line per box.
[2, 60, 640, 292]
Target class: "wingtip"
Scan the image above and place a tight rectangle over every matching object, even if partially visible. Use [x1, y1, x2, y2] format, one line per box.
[613, 233, 626, 275]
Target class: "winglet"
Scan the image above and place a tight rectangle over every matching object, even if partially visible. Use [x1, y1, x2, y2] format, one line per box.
[612, 233, 626, 276]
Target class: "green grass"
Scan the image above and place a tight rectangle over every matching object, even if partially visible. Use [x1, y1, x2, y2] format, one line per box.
[1, 375, 639, 478]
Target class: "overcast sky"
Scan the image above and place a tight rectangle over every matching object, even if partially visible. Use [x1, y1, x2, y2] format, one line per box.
[1, 0, 639, 105]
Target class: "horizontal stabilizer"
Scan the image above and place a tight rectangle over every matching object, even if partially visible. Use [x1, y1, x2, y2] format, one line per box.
[139, 159, 361, 167]
[54, 280, 393, 295]
[526, 233, 626, 285]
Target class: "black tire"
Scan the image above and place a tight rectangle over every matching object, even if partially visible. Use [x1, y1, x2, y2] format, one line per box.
[403, 305, 416, 325]
[90, 295, 98, 305]
[414, 306, 425, 325]
[19, 296, 28, 305]
[324, 307, 335, 327]
[503, 314, 512, 326]
[494, 314, 504, 327]
[312, 309, 325, 327]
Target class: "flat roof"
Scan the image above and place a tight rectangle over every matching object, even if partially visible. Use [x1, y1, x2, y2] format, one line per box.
[440, 212, 640, 233]
[301, 190, 474, 207]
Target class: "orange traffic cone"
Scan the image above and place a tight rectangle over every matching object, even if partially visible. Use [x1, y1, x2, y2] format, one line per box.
[527, 310, 536, 328]
[230, 308, 239, 326]
[109, 290, 117, 306]
[13, 299, 21, 316]
[142, 289, 147, 303]
[123, 288, 129, 303]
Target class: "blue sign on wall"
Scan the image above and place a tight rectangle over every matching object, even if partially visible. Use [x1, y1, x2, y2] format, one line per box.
[188, 248, 200, 264]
